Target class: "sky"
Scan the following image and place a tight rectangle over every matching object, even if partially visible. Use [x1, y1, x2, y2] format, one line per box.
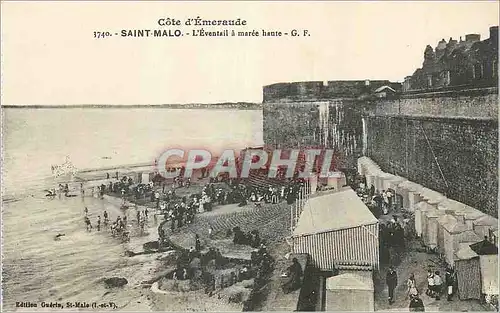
[1, 1, 498, 105]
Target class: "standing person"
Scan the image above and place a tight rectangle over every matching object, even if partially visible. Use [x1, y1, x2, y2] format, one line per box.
[426, 269, 435, 298]
[387, 188, 394, 210]
[136, 210, 141, 224]
[382, 190, 389, 214]
[144, 208, 149, 220]
[282, 258, 303, 294]
[407, 274, 418, 298]
[433, 271, 442, 300]
[58, 184, 63, 199]
[84, 216, 92, 232]
[195, 234, 201, 252]
[386, 266, 398, 305]
[103, 210, 109, 224]
[84, 207, 89, 216]
[139, 218, 145, 234]
[97, 216, 101, 231]
[409, 294, 425, 312]
[445, 267, 455, 301]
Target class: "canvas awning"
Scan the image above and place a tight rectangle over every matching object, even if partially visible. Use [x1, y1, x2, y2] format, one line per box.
[470, 239, 499, 255]
[416, 201, 434, 212]
[420, 188, 445, 202]
[456, 242, 479, 260]
[457, 230, 483, 245]
[292, 189, 378, 237]
[441, 215, 468, 234]
[398, 180, 413, 189]
[388, 175, 406, 187]
[406, 182, 424, 193]
[473, 215, 499, 228]
[438, 213, 458, 230]
[438, 199, 463, 211]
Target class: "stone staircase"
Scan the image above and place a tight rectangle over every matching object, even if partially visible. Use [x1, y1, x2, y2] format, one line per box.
[166, 201, 292, 246]
[245, 169, 288, 191]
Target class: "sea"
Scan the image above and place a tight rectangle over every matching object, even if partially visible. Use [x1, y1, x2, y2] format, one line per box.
[1, 107, 264, 311]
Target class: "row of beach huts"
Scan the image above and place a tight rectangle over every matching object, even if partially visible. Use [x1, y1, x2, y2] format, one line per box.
[357, 156, 498, 302]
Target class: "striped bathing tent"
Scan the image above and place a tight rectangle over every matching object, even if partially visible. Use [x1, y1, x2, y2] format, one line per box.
[291, 188, 379, 271]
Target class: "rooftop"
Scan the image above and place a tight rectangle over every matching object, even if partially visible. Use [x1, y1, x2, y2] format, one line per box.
[292, 188, 378, 237]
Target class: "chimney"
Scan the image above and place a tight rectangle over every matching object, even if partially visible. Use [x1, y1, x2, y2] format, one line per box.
[465, 34, 481, 42]
[490, 26, 498, 45]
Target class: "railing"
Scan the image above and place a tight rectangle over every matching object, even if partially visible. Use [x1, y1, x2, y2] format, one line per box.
[290, 178, 313, 233]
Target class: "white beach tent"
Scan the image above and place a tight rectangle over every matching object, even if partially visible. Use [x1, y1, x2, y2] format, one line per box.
[325, 271, 374, 312]
[387, 175, 406, 210]
[420, 188, 446, 209]
[415, 201, 434, 239]
[397, 180, 413, 210]
[422, 206, 444, 251]
[407, 182, 425, 213]
[438, 199, 477, 230]
[437, 213, 458, 258]
[291, 188, 379, 271]
[440, 213, 473, 266]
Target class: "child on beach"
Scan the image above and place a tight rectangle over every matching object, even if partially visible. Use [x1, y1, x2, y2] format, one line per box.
[84, 216, 92, 232]
[426, 269, 435, 298]
[407, 274, 418, 298]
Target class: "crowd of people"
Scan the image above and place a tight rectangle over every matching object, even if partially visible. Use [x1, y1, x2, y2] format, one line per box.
[167, 234, 275, 297]
[379, 217, 406, 265]
[384, 251, 459, 310]
[79, 193, 153, 243]
[354, 177, 462, 310]
[231, 227, 262, 248]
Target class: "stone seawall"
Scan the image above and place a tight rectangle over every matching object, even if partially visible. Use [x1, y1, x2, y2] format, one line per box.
[263, 100, 364, 169]
[368, 88, 498, 120]
[365, 88, 498, 217]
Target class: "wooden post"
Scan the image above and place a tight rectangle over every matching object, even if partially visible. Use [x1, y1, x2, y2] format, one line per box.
[295, 200, 299, 224]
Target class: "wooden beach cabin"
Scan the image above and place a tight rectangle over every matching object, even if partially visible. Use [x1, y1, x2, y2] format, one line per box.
[291, 188, 379, 271]
[470, 239, 499, 298]
[325, 271, 374, 312]
[455, 243, 482, 300]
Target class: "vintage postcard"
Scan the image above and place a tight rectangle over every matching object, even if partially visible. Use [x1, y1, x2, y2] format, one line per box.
[1, 1, 498, 312]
